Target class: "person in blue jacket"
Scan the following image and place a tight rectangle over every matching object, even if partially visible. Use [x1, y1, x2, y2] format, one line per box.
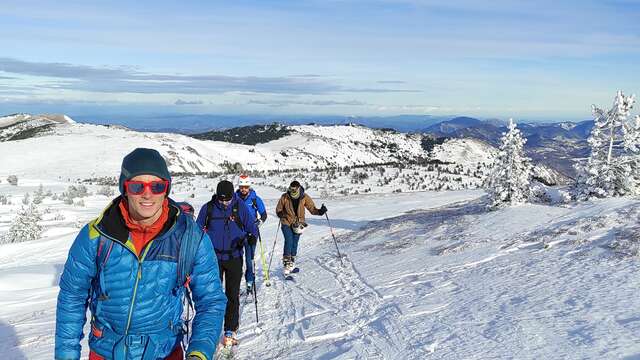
[235, 174, 267, 294]
[55, 148, 227, 360]
[196, 180, 257, 347]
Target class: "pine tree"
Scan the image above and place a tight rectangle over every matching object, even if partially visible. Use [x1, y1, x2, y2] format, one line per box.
[575, 91, 637, 199]
[2, 203, 43, 244]
[487, 119, 532, 207]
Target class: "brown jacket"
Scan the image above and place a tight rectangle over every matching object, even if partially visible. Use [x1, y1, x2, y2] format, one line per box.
[276, 191, 320, 226]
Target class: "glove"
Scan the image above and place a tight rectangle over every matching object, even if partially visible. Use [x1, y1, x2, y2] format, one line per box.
[247, 233, 257, 247]
[318, 204, 327, 215]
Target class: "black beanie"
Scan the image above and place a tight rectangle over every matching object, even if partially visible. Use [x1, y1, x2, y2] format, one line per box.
[289, 180, 301, 188]
[119, 148, 171, 195]
[216, 180, 234, 201]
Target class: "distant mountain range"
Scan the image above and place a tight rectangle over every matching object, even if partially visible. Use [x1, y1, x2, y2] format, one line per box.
[72, 114, 449, 133]
[421, 116, 593, 178]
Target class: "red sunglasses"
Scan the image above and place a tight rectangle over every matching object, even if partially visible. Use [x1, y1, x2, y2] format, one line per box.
[124, 180, 169, 195]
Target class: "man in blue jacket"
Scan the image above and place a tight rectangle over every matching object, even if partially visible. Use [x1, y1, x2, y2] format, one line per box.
[196, 180, 257, 347]
[235, 174, 267, 294]
[55, 148, 227, 360]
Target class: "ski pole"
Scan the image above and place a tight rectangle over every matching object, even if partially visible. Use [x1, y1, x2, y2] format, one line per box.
[257, 231, 270, 286]
[252, 257, 259, 323]
[267, 219, 281, 276]
[324, 211, 344, 266]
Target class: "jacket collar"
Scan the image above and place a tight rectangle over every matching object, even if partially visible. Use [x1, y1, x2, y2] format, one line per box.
[96, 196, 178, 244]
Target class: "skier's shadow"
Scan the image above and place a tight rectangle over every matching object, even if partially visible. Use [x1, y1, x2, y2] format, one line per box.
[0, 321, 27, 360]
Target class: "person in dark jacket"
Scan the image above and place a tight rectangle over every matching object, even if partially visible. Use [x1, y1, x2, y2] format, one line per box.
[55, 148, 227, 360]
[235, 174, 268, 294]
[275, 180, 327, 274]
[196, 180, 257, 347]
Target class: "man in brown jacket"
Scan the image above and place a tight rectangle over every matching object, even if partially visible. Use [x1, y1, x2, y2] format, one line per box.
[275, 180, 327, 274]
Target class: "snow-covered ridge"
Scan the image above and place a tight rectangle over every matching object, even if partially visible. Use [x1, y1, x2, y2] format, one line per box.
[0, 114, 565, 186]
[0, 113, 76, 141]
[0, 118, 429, 180]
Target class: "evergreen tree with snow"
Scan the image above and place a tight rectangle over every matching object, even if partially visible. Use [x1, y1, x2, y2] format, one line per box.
[2, 203, 43, 244]
[575, 91, 638, 199]
[487, 119, 532, 207]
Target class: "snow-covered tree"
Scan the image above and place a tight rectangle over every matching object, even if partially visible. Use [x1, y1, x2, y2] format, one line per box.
[487, 119, 532, 207]
[2, 203, 43, 244]
[575, 91, 638, 199]
[7, 175, 18, 186]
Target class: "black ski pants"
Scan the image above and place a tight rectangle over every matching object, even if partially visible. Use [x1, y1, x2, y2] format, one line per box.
[218, 256, 243, 332]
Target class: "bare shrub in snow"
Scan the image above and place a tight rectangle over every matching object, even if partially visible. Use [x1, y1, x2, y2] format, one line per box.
[22, 193, 30, 205]
[97, 185, 115, 197]
[7, 175, 18, 186]
[2, 203, 43, 244]
[0, 195, 9, 205]
[62, 184, 89, 204]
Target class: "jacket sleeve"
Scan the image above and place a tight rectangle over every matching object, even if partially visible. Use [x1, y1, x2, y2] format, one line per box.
[304, 195, 321, 215]
[195, 204, 208, 230]
[186, 232, 227, 360]
[55, 224, 98, 360]
[275, 195, 285, 218]
[255, 196, 267, 221]
[240, 202, 258, 236]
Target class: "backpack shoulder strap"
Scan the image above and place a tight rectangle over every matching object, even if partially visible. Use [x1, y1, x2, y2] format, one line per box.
[232, 201, 244, 232]
[176, 217, 203, 291]
[203, 195, 216, 230]
[252, 198, 258, 211]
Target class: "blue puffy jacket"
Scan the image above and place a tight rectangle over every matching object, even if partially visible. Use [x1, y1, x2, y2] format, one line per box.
[196, 194, 257, 262]
[235, 189, 267, 222]
[55, 198, 227, 360]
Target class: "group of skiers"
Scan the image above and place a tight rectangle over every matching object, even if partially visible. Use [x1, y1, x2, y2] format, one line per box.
[54, 148, 328, 360]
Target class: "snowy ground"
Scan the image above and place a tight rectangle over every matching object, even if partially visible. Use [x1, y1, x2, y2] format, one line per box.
[2, 177, 640, 359]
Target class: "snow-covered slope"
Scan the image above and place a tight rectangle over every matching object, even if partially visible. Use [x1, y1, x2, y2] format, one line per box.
[2, 176, 640, 359]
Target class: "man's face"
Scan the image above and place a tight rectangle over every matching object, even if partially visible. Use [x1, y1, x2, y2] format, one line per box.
[239, 185, 250, 196]
[218, 198, 231, 209]
[126, 174, 166, 222]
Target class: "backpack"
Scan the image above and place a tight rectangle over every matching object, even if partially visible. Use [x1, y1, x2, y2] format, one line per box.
[203, 195, 245, 232]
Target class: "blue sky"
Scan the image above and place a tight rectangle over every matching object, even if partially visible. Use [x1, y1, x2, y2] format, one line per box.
[1, 0, 640, 121]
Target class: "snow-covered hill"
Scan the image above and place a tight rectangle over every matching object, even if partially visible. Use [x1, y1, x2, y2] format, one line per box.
[0, 118, 427, 180]
[0, 115, 566, 190]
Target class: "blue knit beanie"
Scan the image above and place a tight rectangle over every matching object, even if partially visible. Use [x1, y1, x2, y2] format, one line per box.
[119, 148, 171, 195]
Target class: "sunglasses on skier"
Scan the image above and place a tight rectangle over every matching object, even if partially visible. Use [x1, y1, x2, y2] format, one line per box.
[124, 180, 169, 195]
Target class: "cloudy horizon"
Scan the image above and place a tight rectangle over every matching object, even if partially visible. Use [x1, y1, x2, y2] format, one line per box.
[1, 0, 639, 122]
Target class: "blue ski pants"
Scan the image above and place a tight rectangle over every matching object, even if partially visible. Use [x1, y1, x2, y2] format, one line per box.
[282, 224, 302, 257]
